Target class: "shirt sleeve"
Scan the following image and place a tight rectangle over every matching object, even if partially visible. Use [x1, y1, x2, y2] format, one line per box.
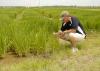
[71, 17, 79, 29]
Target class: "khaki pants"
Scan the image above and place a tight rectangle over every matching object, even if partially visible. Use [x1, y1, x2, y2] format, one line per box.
[55, 32, 85, 42]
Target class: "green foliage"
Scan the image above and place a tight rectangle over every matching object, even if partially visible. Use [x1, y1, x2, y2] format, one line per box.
[0, 7, 100, 57]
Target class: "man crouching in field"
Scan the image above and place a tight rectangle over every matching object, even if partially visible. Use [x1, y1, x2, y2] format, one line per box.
[53, 11, 86, 53]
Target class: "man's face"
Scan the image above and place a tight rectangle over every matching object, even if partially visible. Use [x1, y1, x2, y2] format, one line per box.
[63, 16, 69, 23]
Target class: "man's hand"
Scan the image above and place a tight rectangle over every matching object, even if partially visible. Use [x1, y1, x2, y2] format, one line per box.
[60, 32, 65, 36]
[53, 31, 67, 40]
[53, 31, 65, 37]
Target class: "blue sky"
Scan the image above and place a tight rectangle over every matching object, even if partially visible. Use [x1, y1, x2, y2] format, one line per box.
[0, 0, 100, 6]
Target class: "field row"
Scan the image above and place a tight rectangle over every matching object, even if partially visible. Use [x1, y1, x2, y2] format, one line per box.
[0, 7, 100, 58]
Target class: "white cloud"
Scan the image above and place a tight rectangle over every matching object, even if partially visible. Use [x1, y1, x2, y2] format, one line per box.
[0, 0, 100, 6]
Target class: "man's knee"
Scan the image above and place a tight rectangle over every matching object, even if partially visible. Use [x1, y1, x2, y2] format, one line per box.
[69, 33, 77, 41]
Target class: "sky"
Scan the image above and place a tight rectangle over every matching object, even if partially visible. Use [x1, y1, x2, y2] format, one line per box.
[0, 0, 100, 6]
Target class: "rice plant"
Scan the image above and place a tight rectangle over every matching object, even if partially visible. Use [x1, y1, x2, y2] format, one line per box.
[0, 7, 100, 57]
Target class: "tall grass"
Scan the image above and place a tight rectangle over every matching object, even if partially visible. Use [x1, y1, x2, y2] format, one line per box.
[0, 7, 100, 57]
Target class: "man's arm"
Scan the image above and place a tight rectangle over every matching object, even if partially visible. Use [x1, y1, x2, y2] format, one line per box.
[63, 17, 78, 34]
[63, 29, 76, 34]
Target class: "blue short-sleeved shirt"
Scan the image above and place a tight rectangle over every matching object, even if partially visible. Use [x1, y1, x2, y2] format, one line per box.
[61, 16, 86, 35]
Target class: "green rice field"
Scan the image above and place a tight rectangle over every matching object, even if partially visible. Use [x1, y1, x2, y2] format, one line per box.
[0, 7, 100, 71]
